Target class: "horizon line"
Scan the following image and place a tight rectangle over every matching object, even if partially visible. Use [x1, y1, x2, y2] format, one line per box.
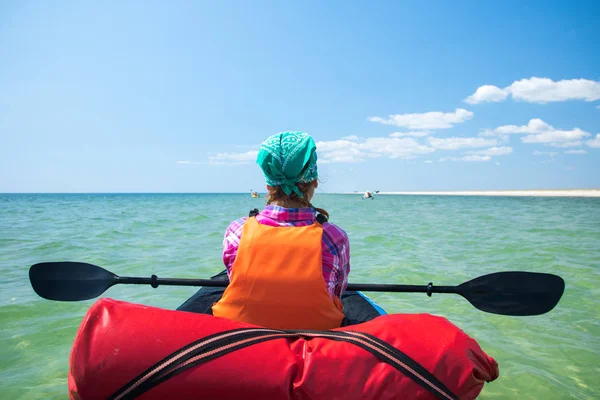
[1, 188, 600, 195]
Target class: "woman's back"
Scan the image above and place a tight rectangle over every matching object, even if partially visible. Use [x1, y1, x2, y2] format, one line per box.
[212, 131, 351, 329]
[223, 205, 350, 298]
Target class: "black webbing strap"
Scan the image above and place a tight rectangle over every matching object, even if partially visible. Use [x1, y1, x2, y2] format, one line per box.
[110, 327, 458, 400]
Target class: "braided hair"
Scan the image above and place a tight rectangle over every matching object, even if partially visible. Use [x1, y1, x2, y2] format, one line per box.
[266, 181, 329, 222]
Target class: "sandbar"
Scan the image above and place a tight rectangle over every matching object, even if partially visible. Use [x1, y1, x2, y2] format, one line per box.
[342, 190, 600, 198]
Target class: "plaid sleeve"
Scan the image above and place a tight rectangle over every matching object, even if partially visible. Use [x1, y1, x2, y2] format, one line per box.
[222, 217, 247, 277]
[321, 222, 351, 298]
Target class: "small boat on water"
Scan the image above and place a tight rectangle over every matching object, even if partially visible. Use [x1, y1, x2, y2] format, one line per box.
[251, 190, 260, 198]
[362, 190, 379, 199]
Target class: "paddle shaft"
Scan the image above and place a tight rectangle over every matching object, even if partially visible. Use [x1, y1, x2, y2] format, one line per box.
[117, 276, 458, 294]
[29, 262, 565, 315]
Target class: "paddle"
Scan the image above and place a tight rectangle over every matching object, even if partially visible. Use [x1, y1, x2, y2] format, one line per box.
[29, 262, 565, 316]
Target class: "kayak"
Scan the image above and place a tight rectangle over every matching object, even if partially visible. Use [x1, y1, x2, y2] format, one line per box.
[67, 271, 499, 400]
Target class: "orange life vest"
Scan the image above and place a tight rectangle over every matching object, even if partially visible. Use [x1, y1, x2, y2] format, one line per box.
[212, 217, 344, 330]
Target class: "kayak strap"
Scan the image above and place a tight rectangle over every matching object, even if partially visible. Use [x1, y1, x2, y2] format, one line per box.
[109, 327, 458, 400]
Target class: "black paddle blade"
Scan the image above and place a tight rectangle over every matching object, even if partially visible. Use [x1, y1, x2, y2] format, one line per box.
[457, 271, 565, 316]
[29, 262, 118, 301]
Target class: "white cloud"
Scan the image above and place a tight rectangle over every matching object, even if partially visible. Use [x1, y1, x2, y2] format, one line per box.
[510, 78, 600, 103]
[465, 85, 509, 104]
[439, 146, 511, 162]
[465, 77, 600, 104]
[188, 135, 438, 166]
[533, 150, 558, 157]
[389, 131, 431, 138]
[440, 155, 492, 162]
[522, 128, 589, 144]
[548, 141, 583, 148]
[359, 137, 435, 158]
[461, 155, 492, 162]
[368, 108, 473, 130]
[491, 118, 552, 135]
[485, 119, 591, 144]
[206, 150, 258, 165]
[467, 146, 513, 156]
[565, 150, 587, 155]
[315, 139, 365, 163]
[315, 136, 436, 163]
[188, 132, 521, 167]
[428, 137, 498, 150]
[587, 134, 600, 148]
[320, 146, 365, 163]
[316, 139, 358, 153]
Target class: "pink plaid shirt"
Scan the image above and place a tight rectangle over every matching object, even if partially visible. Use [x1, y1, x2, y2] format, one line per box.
[222, 205, 351, 298]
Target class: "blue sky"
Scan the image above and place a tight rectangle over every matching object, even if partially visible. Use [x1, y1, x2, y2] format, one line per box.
[1, 1, 599, 193]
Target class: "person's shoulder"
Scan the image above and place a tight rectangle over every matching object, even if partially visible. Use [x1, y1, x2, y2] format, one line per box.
[231, 215, 249, 225]
[322, 220, 349, 242]
[226, 216, 248, 234]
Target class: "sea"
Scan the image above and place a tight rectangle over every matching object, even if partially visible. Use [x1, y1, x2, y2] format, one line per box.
[1, 193, 599, 399]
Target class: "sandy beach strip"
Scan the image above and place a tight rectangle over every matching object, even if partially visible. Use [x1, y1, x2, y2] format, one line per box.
[342, 189, 600, 197]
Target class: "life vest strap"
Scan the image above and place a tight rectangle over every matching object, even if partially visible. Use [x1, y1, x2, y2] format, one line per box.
[247, 208, 327, 223]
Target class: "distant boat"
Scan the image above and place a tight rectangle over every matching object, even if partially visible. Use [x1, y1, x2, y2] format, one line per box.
[362, 190, 379, 200]
[250, 190, 260, 198]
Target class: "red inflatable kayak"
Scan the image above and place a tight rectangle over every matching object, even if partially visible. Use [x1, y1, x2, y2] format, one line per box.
[68, 293, 498, 400]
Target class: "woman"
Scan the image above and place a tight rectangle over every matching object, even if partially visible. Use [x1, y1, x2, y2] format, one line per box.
[212, 131, 351, 330]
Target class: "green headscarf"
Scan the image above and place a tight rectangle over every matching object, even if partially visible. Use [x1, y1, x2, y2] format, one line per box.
[256, 131, 319, 198]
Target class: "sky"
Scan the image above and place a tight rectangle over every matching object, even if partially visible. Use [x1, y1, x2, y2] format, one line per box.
[1, 1, 599, 193]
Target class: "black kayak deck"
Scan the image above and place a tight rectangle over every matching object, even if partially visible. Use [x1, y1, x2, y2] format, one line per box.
[177, 271, 385, 326]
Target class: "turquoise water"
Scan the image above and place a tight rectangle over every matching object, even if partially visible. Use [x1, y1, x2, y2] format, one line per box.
[1, 193, 599, 399]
